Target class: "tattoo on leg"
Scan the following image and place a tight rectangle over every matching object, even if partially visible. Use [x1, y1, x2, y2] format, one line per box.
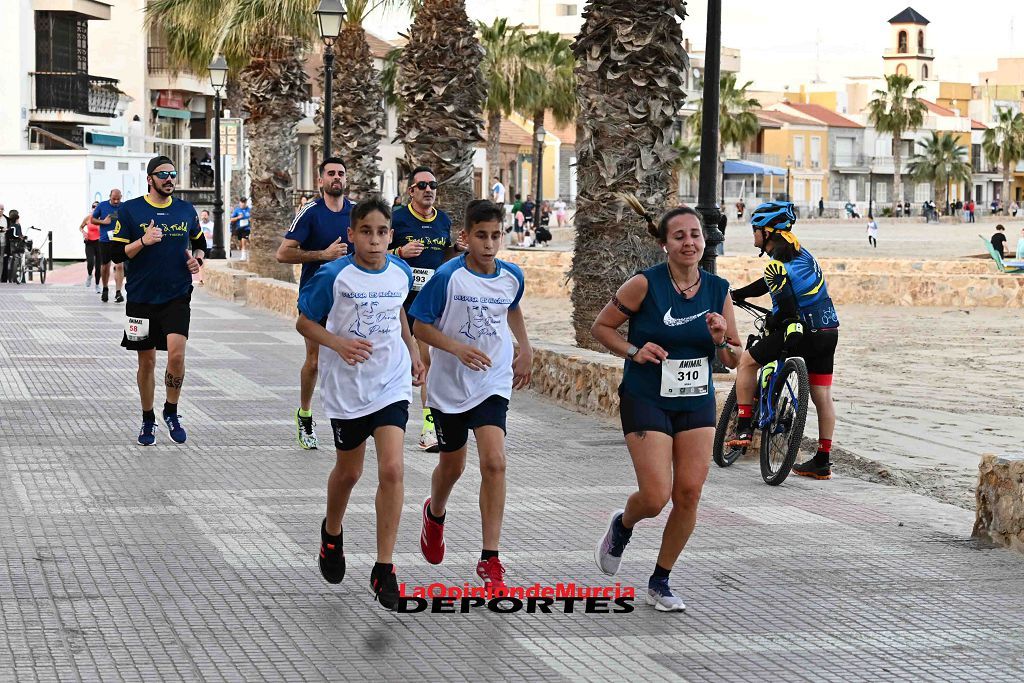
[164, 371, 184, 389]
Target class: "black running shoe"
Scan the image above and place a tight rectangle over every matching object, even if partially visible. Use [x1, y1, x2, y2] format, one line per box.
[115, 290, 124, 303]
[793, 458, 832, 480]
[101, 288, 109, 303]
[318, 519, 345, 584]
[370, 564, 400, 610]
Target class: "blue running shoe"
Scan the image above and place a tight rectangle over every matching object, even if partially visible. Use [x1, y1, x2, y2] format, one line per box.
[137, 421, 157, 446]
[595, 509, 632, 576]
[646, 577, 686, 612]
[163, 413, 187, 444]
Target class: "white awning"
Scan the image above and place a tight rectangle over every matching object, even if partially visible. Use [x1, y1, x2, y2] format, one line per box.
[33, 0, 112, 21]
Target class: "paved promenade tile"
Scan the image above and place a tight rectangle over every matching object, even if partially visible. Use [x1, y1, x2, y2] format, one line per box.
[1, 283, 1022, 682]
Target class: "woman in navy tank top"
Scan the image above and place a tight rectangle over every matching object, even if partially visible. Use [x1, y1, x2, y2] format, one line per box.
[591, 200, 741, 612]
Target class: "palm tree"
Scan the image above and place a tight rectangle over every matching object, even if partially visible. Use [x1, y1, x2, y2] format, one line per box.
[688, 72, 760, 200]
[315, 2, 413, 199]
[521, 31, 577, 199]
[478, 18, 529, 188]
[906, 132, 972, 211]
[983, 107, 1024, 210]
[867, 73, 926, 211]
[570, 0, 689, 350]
[670, 136, 700, 200]
[146, 0, 316, 282]
[395, 0, 485, 230]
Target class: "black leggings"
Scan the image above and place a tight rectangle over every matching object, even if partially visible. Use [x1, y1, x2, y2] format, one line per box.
[84, 241, 101, 282]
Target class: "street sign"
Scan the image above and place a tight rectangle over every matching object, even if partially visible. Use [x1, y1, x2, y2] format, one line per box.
[218, 118, 244, 171]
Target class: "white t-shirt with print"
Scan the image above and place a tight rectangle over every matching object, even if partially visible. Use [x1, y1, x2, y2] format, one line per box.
[408, 254, 525, 414]
[297, 255, 414, 419]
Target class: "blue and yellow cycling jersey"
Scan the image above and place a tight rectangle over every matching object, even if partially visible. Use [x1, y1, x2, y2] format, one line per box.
[762, 248, 839, 329]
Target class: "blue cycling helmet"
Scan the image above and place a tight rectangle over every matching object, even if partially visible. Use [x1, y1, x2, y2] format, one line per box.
[750, 201, 799, 255]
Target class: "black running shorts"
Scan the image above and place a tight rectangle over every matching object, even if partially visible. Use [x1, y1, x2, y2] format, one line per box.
[121, 291, 192, 351]
[100, 241, 118, 265]
[618, 388, 716, 436]
[748, 327, 839, 382]
[330, 400, 409, 451]
[431, 395, 509, 453]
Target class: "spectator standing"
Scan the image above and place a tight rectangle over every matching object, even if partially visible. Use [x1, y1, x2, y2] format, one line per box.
[2, 209, 23, 283]
[1011, 201, 1019, 217]
[1017, 228, 1024, 260]
[554, 197, 567, 227]
[991, 224, 1007, 258]
[735, 198, 745, 221]
[198, 209, 214, 285]
[490, 176, 505, 206]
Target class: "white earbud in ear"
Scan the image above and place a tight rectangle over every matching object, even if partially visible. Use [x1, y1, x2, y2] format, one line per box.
[662, 245, 668, 253]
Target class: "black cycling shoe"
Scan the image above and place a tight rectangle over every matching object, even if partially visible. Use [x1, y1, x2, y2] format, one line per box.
[371, 564, 401, 610]
[793, 458, 832, 480]
[318, 519, 345, 584]
[727, 430, 753, 448]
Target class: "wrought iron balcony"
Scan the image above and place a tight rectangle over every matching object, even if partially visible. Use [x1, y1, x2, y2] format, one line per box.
[31, 72, 119, 117]
[148, 46, 168, 74]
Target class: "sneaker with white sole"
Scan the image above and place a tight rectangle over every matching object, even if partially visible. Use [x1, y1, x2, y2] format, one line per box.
[296, 410, 318, 450]
[595, 510, 631, 576]
[418, 428, 439, 453]
[646, 577, 686, 612]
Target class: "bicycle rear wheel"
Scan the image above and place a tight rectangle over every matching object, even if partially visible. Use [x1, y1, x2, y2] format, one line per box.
[713, 385, 747, 467]
[38, 258, 47, 284]
[759, 357, 809, 485]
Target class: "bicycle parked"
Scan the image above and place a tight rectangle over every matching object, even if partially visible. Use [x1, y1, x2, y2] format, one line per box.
[713, 299, 809, 485]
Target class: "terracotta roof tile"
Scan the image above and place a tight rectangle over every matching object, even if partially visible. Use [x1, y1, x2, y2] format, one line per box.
[763, 108, 825, 126]
[544, 112, 576, 145]
[918, 99, 957, 116]
[783, 102, 863, 128]
[971, 119, 987, 130]
[481, 119, 534, 148]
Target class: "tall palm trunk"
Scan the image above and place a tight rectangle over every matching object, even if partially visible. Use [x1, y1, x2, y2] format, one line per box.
[396, 0, 485, 230]
[892, 134, 903, 208]
[486, 109, 502, 191]
[1002, 162, 1011, 207]
[570, 0, 689, 350]
[226, 77, 248, 203]
[241, 38, 307, 282]
[333, 24, 385, 198]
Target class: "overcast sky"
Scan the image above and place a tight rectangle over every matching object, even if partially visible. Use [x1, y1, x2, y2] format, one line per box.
[372, 1, 1023, 90]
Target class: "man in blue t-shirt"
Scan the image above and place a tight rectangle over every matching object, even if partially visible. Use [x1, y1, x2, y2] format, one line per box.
[109, 155, 207, 448]
[389, 165, 466, 452]
[276, 156, 353, 450]
[229, 197, 251, 259]
[91, 188, 124, 302]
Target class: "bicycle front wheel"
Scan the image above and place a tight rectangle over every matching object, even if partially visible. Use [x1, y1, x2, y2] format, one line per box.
[713, 385, 747, 467]
[759, 357, 810, 485]
[38, 258, 47, 284]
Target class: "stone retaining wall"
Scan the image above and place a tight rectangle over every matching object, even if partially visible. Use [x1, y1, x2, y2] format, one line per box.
[499, 250, 1023, 307]
[974, 454, 1024, 553]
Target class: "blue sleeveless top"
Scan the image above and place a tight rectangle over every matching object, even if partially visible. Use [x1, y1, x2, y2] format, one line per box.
[621, 265, 730, 411]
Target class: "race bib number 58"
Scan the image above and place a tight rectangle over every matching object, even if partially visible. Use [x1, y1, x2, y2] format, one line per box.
[125, 316, 150, 342]
[660, 357, 709, 398]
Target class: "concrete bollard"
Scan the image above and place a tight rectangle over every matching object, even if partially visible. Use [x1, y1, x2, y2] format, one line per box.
[973, 453, 1024, 552]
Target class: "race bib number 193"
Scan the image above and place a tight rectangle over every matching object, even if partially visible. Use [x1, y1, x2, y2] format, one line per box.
[660, 357, 709, 398]
[411, 267, 435, 292]
[125, 316, 150, 342]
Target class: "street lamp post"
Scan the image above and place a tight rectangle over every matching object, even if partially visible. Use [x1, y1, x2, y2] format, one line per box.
[695, 0, 724, 274]
[534, 125, 546, 232]
[315, 0, 346, 160]
[785, 156, 792, 201]
[207, 54, 228, 260]
[868, 159, 875, 219]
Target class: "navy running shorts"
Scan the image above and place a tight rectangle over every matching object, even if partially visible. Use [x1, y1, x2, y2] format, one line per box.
[121, 291, 192, 352]
[330, 400, 409, 451]
[431, 395, 509, 453]
[618, 388, 716, 436]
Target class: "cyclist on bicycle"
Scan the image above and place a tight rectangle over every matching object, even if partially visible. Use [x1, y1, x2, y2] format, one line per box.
[728, 201, 839, 480]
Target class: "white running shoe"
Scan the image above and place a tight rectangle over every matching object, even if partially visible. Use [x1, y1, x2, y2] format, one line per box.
[296, 410, 319, 450]
[95, 283, 101, 293]
[418, 428, 439, 453]
[646, 580, 686, 612]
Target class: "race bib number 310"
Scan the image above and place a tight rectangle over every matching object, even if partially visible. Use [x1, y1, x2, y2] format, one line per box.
[660, 357, 709, 398]
[411, 267, 435, 291]
[125, 316, 150, 342]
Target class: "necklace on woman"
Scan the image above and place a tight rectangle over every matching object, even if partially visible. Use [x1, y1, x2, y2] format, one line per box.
[667, 264, 700, 299]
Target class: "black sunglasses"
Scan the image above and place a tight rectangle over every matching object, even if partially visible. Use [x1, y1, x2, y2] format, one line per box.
[151, 171, 178, 180]
[413, 181, 438, 190]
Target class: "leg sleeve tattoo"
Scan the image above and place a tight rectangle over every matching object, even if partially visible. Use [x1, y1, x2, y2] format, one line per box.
[164, 371, 184, 389]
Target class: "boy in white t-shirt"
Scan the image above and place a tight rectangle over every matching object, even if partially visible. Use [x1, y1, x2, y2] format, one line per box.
[866, 217, 879, 248]
[296, 197, 426, 610]
[408, 199, 533, 593]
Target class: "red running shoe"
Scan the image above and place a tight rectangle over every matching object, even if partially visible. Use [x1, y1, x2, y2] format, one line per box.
[420, 497, 445, 565]
[476, 556, 507, 595]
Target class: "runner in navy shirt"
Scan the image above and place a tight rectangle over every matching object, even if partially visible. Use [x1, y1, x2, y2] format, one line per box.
[275, 156, 353, 451]
[91, 189, 124, 302]
[108, 155, 206, 448]
[389, 166, 466, 452]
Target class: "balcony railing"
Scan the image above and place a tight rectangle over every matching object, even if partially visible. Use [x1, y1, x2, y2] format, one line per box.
[148, 46, 168, 74]
[833, 154, 867, 168]
[31, 72, 119, 117]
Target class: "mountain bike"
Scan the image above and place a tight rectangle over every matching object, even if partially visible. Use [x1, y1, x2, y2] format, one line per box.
[712, 299, 810, 486]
